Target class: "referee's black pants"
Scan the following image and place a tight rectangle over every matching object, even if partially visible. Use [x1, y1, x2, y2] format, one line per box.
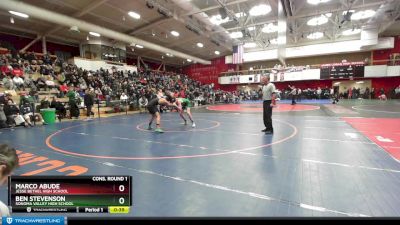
[263, 100, 273, 131]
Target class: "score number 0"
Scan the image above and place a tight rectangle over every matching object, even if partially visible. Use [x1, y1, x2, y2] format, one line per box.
[118, 184, 126, 205]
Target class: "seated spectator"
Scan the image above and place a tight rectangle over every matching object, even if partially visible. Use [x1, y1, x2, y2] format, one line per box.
[20, 103, 34, 127]
[24, 74, 34, 88]
[12, 67, 23, 77]
[0, 103, 9, 128]
[2, 76, 15, 90]
[395, 85, 400, 98]
[29, 86, 39, 103]
[13, 76, 25, 91]
[23, 61, 32, 74]
[78, 77, 87, 91]
[138, 95, 148, 113]
[0, 92, 11, 105]
[57, 73, 66, 83]
[40, 97, 51, 109]
[50, 97, 66, 121]
[120, 92, 128, 103]
[45, 76, 56, 90]
[94, 87, 103, 100]
[4, 99, 26, 127]
[36, 76, 47, 91]
[19, 93, 34, 107]
[0, 63, 12, 77]
[59, 83, 68, 98]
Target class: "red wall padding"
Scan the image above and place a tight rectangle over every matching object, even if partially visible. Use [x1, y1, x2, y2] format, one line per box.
[370, 76, 400, 96]
[182, 56, 236, 89]
[373, 36, 400, 64]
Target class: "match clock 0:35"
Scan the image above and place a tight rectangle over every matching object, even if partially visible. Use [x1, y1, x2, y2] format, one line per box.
[109, 206, 130, 214]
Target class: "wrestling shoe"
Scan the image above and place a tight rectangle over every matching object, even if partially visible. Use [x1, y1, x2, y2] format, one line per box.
[155, 128, 164, 133]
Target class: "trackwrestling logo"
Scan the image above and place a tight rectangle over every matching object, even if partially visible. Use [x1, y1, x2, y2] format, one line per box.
[1, 217, 65, 225]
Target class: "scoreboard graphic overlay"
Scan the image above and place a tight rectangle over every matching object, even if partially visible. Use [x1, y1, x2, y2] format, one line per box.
[8, 176, 132, 214]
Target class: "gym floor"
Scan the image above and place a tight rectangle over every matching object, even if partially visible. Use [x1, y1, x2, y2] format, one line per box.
[1, 99, 400, 217]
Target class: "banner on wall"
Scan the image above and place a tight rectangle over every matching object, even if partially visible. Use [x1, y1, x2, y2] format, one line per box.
[320, 61, 365, 79]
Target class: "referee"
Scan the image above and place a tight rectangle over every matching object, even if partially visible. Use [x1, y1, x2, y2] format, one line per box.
[261, 75, 276, 134]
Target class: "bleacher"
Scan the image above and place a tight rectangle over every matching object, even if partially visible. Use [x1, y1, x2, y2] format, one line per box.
[0, 84, 136, 120]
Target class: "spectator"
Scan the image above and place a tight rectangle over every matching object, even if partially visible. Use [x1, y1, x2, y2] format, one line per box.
[0, 103, 9, 128]
[0, 92, 11, 105]
[371, 88, 375, 99]
[66, 86, 80, 119]
[317, 87, 322, 99]
[24, 74, 34, 88]
[40, 97, 50, 109]
[20, 102, 34, 126]
[50, 97, 66, 121]
[289, 85, 297, 105]
[59, 83, 68, 98]
[139, 95, 148, 113]
[13, 76, 25, 90]
[19, 93, 34, 107]
[120, 92, 128, 102]
[45, 76, 56, 90]
[2, 76, 15, 90]
[4, 99, 26, 127]
[84, 89, 95, 119]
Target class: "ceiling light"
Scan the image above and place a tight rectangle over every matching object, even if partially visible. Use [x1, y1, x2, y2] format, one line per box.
[351, 10, 376, 20]
[135, 44, 144, 48]
[244, 42, 257, 48]
[262, 23, 278, 33]
[247, 26, 255, 31]
[86, 36, 89, 41]
[166, 53, 173, 57]
[307, 0, 331, 5]
[214, 51, 220, 55]
[187, 59, 192, 62]
[235, 12, 247, 18]
[89, 32, 100, 37]
[230, 31, 243, 39]
[249, 4, 271, 16]
[128, 11, 141, 19]
[307, 32, 324, 39]
[342, 28, 361, 36]
[170, 30, 180, 37]
[9, 11, 29, 18]
[197, 43, 204, 48]
[10, 17, 14, 24]
[209, 14, 230, 25]
[307, 15, 329, 26]
[356, 81, 364, 84]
